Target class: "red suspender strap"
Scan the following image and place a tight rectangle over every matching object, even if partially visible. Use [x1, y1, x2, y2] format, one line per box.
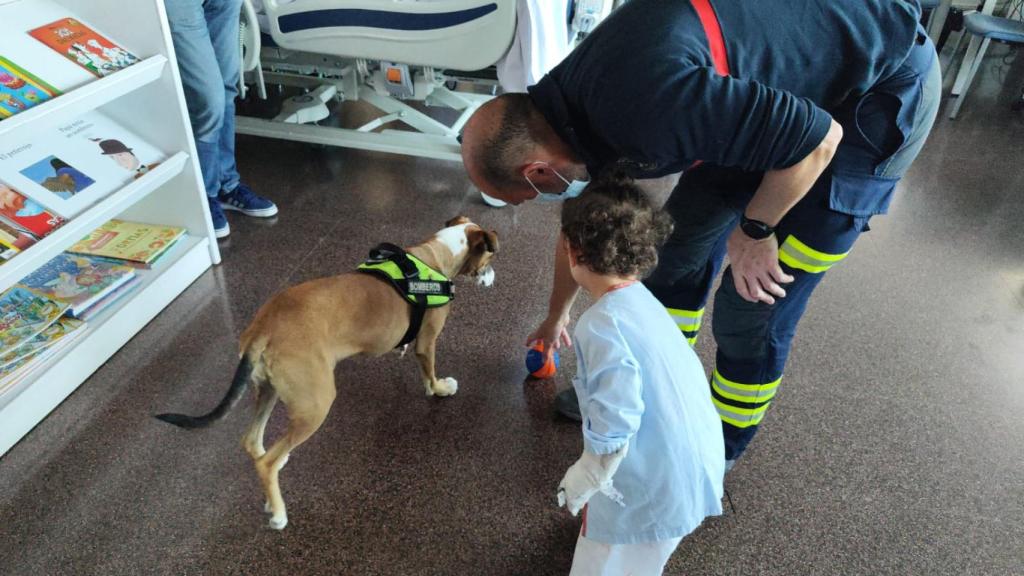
[691, 0, 731, 77]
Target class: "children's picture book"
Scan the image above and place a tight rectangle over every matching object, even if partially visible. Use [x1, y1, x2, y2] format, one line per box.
[0, 286, 68, 353]
[0, 111, 166, 218]
[28, 18, 140, 78]
[0, 316, 86, 391]
[0, 56, 59, 120]
[18, 155, 95, 200]
[0, 179, 64, 238]
[75, 275, 140, 321]
[68, 219, 186, 268]
[18, 253, 135, 317]
[0, 316, 85, 372]
[0, 217, 37, 253]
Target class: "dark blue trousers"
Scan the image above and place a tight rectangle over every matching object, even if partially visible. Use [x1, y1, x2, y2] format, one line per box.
[645, 31, 940, 460]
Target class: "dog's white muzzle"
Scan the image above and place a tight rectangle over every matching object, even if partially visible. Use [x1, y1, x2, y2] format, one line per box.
[475, 266, 495, 287]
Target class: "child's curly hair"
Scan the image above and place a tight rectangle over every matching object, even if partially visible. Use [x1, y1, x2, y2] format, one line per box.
[561, 171, 674, 277]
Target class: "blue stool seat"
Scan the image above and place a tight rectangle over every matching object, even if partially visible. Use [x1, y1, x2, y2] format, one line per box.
[948, 13, 1024, 118]
[964, 12, 1024, 43]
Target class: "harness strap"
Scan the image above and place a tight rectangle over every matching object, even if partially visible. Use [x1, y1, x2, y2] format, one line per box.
[357, 243, 453, 348]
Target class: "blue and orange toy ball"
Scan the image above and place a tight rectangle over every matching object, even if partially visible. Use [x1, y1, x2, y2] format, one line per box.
[526, 342, 560, 379]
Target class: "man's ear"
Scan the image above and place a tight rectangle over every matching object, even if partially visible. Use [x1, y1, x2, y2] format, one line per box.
[445, 215, 471, 228]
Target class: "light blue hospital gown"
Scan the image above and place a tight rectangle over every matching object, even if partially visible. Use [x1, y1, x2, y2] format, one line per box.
[573, 283, 725, 545]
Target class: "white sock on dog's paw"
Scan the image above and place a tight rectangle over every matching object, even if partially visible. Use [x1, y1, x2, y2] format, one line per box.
[433, 377, 458, 396]
[269, 514, 288, 530]
[264, 500, 272, 514]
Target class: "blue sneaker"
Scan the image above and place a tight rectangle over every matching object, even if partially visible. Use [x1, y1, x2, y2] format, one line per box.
[218, 183, 278, 217]
[208, 198, 230, 238]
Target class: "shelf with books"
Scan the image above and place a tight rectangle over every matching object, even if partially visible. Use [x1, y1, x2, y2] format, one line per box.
[0, 234, 210, 455]
[0, 0, 218, 457]
[0, 150, 187, 293]
[0, 54, 166, 141]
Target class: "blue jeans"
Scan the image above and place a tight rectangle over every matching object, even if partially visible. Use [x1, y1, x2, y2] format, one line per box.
[645, 30, 941, 461]
[164, 0, 242, 199]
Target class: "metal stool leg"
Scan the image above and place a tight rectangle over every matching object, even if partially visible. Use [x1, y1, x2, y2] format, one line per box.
[949, 37, 991, 119]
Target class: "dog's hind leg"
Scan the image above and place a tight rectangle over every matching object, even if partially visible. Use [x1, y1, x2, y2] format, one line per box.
[242, 379, 278, 461]
[255, 359, 335, 530]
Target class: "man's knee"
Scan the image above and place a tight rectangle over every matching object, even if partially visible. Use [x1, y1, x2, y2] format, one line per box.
[186, 84, 225, 142]
[711, 270, 774, 363]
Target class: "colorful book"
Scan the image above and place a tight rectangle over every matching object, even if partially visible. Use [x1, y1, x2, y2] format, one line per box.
[0, 286, 68, 353]
[28, 18, 140, 78]
[0, 217, 37, 253]
[67, 219, 186, 267]
[0, 317, 86, 391]
[18, 253, 135, 317]
[0, 179, 64, 238]
[75, 275, 140, 321]
[0, 316, 85, 371]
[0, 56, 59, 120]
[0, 111, 166, 219]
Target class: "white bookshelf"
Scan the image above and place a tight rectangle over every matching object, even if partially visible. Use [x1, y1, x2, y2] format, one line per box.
[0, 0, 220, 456]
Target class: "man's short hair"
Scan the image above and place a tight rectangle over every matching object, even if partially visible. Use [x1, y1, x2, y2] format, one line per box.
[478, 94, 546, 190]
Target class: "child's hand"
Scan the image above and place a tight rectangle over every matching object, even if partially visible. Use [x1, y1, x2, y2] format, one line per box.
[556, 444, 629, 516]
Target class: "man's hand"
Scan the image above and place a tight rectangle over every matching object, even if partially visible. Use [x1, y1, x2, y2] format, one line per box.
[526, 315, 572, 361]
[557, 445, 628, 516]
[726, 227, 794, 305]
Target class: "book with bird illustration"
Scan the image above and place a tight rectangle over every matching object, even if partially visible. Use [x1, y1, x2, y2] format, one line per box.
[0, 111, 166, 218]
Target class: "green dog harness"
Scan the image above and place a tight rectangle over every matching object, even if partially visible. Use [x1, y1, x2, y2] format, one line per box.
[356, 243, 454, 348]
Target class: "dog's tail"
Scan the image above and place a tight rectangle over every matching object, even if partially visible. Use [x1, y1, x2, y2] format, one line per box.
[155, 355, 254, 429]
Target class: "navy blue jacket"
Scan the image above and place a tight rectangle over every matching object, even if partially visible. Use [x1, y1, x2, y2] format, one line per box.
[528, 0, 923, 178]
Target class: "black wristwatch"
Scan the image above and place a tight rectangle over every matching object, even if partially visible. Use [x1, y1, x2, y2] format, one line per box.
[740, 215, 775, 240]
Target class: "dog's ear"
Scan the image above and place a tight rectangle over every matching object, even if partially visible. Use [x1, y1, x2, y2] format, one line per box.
[445, 215, 471, 228]
[482, 230, 498, 254]
[467, 228, 498, 254]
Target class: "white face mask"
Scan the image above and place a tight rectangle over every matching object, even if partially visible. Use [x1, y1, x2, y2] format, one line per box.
[524, 162, 589, 202]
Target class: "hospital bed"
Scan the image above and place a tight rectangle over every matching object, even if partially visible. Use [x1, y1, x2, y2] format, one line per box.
[235, 0, 615, 164]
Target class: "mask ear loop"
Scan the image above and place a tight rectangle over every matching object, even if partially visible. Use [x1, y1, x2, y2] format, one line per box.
[524, 161, 572, 196]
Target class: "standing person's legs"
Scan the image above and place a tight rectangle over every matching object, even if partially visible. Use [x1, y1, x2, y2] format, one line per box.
[164, 0, 231, 237]
[569, 534, 683, 576]
[164, 0, 225, 201]
[645, 166, 760, 345]
[712, 42, 941, 463]
[203, 0, 278, 217]
[203, 0, 243, 195]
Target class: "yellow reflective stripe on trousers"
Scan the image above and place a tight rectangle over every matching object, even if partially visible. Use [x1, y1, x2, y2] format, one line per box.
[712, 397, 770, 428]
[711, 369, 780, 404]
[666, 307, 704, 332]
[778, 235, 849, 274]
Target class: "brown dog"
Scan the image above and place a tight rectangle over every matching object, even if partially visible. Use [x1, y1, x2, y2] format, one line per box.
[157, 216, 498, 530]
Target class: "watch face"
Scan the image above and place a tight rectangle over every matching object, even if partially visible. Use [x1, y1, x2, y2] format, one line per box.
[741, 219, 773, 240]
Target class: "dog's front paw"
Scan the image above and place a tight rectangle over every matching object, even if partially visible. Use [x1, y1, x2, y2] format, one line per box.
[268, 514, 288, 530]
[433, 377, 458, 397]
